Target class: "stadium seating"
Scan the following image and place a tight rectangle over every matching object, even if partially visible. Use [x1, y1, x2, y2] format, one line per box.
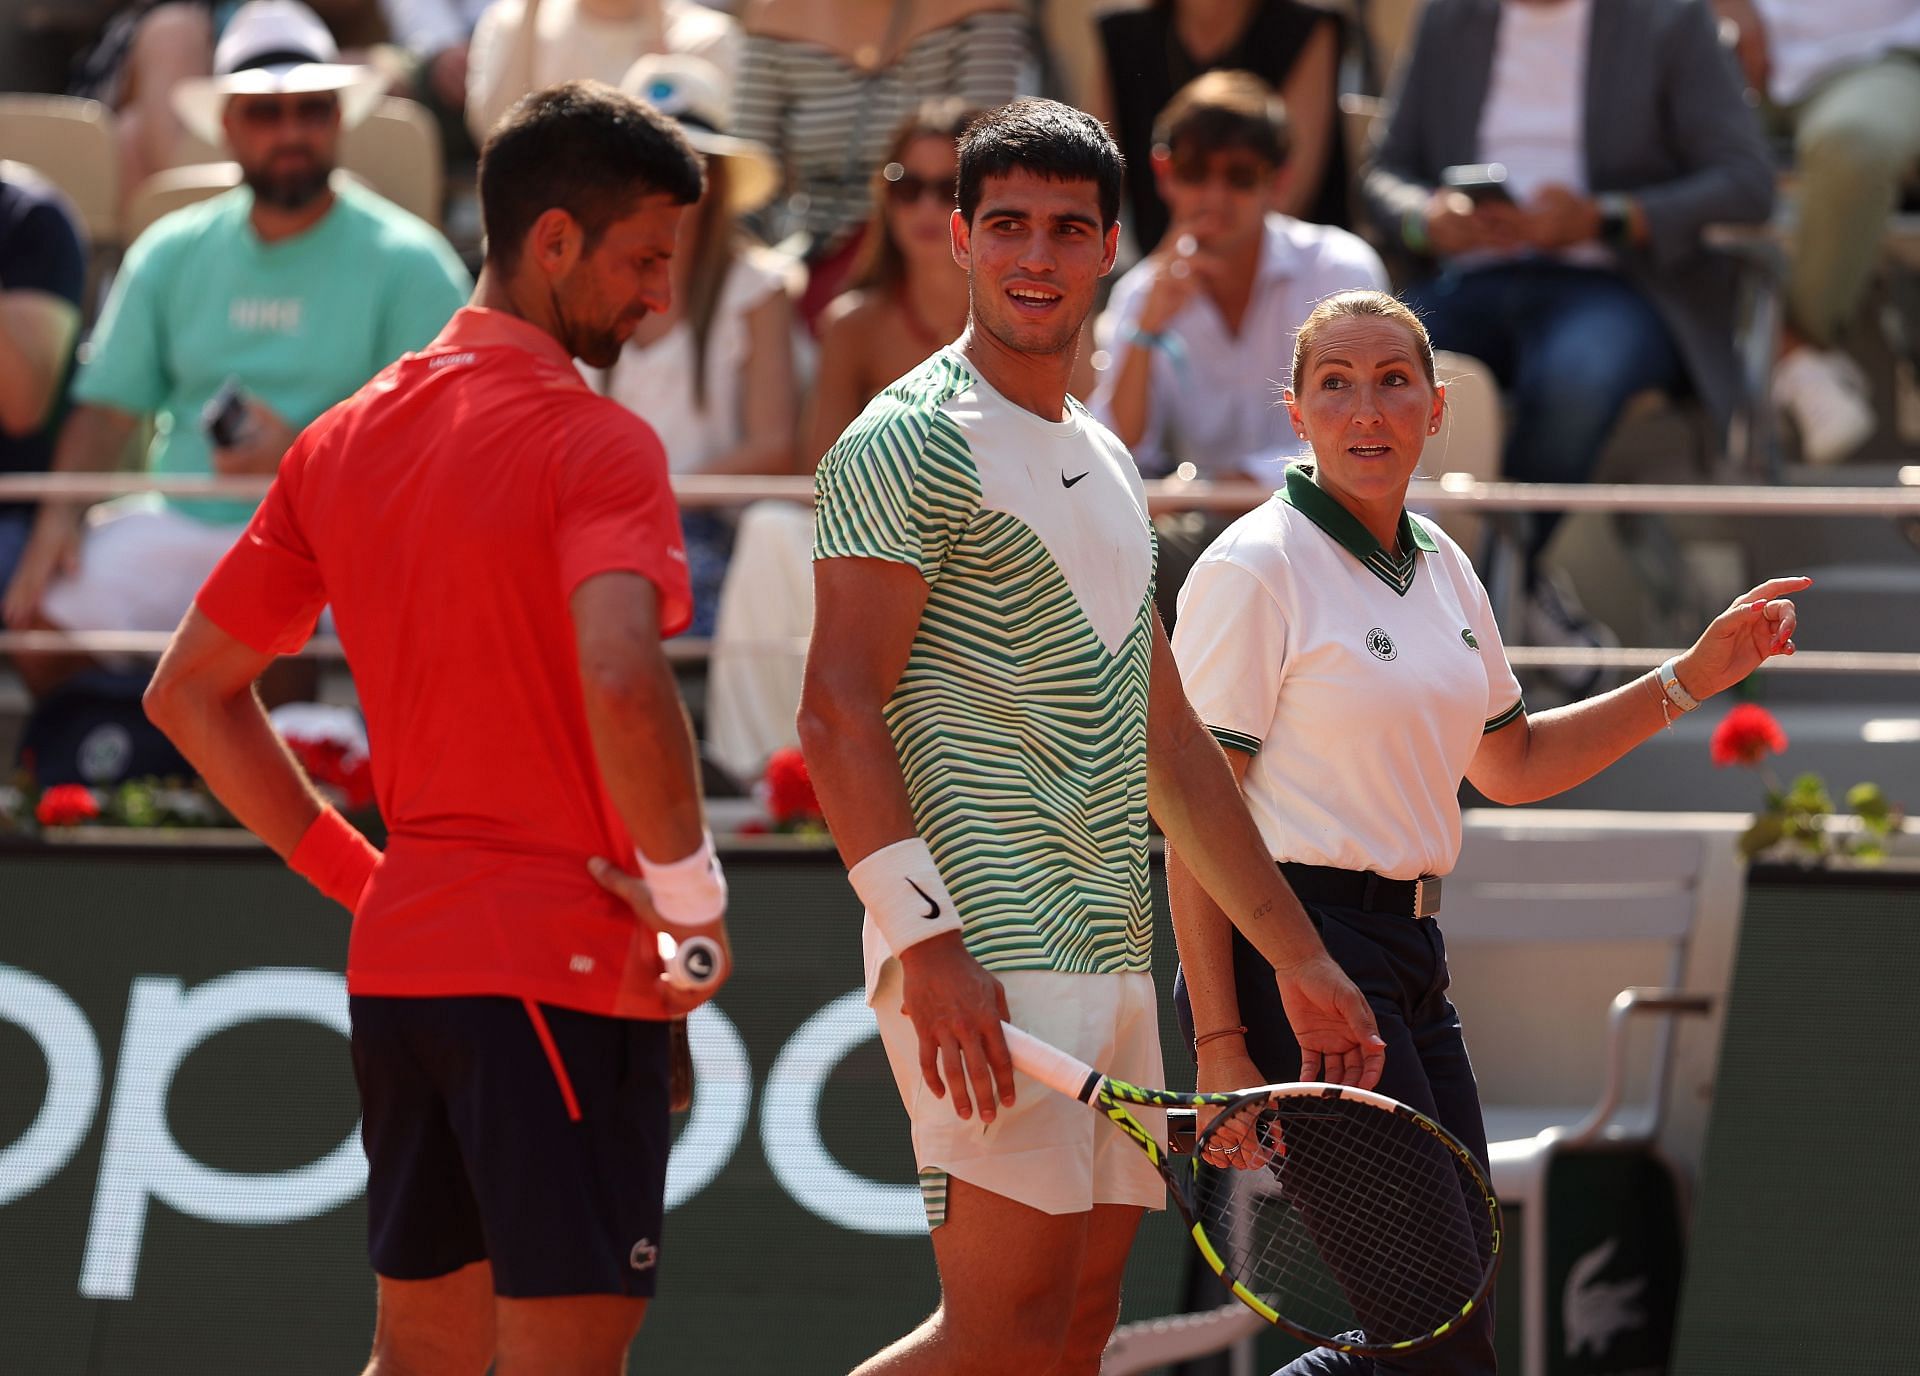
[0, 92, 117, 244]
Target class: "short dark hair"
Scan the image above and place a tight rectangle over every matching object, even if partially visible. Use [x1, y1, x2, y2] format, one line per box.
[478, 80, 705, 270]
[957, 98, 1124, 231]
[1151, 70, 1291, 167]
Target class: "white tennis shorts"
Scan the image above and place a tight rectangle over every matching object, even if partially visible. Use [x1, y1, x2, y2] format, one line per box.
[871, 960, 1167, 1223]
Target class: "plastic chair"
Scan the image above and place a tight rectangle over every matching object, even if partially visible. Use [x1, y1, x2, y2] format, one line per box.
[122, 161, 242, 243]
[0, 93, 119, 246]
[341, 96, 443, 228]
[1426, 348, 1504, 556]
[1446, 824, 1714, 1376]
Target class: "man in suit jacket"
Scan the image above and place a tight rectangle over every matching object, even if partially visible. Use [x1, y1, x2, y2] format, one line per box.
[1362, 0, 1772, 668]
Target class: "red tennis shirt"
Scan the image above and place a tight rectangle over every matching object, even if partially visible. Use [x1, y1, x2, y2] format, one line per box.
[196, 307, 692, 1019]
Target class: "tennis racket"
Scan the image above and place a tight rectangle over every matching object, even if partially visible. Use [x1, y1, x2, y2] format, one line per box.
[657, 931, 724, 993]
[1001, 1022, 1501, 1358]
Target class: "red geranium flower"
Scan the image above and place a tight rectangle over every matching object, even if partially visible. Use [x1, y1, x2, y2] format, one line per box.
[286, 736, 376, 811]
[764, 747, 821, 826]
[36, 783, 101, 827]
[1710, 703, 1788, 768]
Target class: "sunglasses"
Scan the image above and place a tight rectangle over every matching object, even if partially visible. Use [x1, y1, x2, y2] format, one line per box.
[1169, 158, 1272, 192]
[231, 94, 339, 129]
[882, 162, 954, 207]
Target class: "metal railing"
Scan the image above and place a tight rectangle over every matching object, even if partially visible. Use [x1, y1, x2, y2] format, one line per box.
[2, 472, 1918, 673]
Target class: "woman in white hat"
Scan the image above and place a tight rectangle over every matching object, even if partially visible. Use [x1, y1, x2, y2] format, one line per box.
[592, 53, 798, 639]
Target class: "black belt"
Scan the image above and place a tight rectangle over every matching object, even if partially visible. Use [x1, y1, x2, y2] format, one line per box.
[1278, 862, 1442, 919]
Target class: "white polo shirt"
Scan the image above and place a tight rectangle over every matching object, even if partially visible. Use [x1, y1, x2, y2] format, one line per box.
[1092, 213, 1387, 481]
[1171, 466, 1525, 880]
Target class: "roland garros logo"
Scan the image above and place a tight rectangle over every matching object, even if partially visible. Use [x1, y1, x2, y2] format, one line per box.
[1366, 629, 1397, 661]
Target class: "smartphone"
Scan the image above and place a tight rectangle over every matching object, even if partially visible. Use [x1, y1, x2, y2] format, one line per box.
[1440, 163, 1513, 206]
[200, 376, 251, 449]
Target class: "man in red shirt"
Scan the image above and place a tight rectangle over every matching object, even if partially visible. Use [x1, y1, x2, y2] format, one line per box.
[144, 81, 727, 1375]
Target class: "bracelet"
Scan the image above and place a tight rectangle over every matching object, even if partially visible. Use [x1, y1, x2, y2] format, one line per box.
[1656, 655, 1701, 713]
[1646, 670, 1676, 731]
[1193, 1025, 1249, 1051]
[849, 837, 963, 958]
[637, 829, 728, 928]
[289, 806, 381, 911]
[1121, 322, 1188, 368]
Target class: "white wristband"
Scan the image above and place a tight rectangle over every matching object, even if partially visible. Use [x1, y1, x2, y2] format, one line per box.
[849, 837, 963, 957]
[1656, 656, 1700, 713]
[637, 830, 727, 929]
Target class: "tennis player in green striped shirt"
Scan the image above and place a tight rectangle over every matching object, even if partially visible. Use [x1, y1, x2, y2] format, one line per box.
[798, 99, 1384, 1376]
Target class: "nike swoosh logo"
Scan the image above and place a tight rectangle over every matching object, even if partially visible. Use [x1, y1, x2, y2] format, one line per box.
[1062, 471, 1089, 488]
[907, 879, 940, 920]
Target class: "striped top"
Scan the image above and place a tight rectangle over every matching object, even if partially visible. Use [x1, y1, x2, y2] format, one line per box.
[736, 10, 1027, 244]
[814, 348, 1157, 982]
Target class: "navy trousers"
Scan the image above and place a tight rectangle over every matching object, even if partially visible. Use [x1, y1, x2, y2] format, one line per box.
[1174, 899, 1498, 1376]
[1404, 260, 1686, 575]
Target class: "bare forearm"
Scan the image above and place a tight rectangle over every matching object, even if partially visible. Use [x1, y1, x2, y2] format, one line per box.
[0, 320, 54, 436]
[581, 659, 708, 862]
[51, 404, 138, 474]
[1477, 672, 1669, 804]
[1149, 726, 1321, 972]
[1166, 840, 1246, 1035]
[1097, 340, 1155, 448]
[796, 704, 918, 870]
[152, 686, 328, 857]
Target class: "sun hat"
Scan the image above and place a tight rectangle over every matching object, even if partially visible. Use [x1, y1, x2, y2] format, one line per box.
[620, 53, 779, 216]
[172, 0, 386, 150]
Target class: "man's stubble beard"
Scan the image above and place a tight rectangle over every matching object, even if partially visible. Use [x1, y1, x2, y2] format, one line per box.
[967, 278, 1087, 360]
[243, 162, 334, 212]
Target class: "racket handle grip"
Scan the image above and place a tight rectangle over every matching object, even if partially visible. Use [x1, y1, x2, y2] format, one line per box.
[659, 932, 724, 993]
[1001, 1022, 1103, 1102]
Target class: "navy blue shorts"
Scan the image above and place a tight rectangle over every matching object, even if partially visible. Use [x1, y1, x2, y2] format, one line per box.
[349, 995, 672, 1298]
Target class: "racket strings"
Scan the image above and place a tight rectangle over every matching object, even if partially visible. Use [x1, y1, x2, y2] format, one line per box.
[1193, 1096, 1495, 1348]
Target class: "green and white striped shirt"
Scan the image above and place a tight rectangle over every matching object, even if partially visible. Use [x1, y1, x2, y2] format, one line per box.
[815, 348, 1157, 985]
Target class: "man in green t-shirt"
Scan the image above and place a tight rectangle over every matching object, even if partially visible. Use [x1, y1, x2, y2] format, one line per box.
[1, 0, 469, 699]
[801, 99, 1385, 1376]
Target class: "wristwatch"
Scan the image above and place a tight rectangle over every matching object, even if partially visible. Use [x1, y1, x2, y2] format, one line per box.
[1657, 656, 1700, 713]
[1597, 193, 1637, 251]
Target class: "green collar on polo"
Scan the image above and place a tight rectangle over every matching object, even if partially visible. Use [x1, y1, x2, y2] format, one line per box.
[1280, 464, 1436, 596]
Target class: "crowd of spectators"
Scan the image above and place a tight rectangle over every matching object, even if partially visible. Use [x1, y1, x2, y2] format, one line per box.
[1, 0, 1916, 793]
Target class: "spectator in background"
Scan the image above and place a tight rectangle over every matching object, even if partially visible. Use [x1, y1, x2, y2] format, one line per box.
[804, 98, 980, 465]
[0, 165, 87, 600]
[1362, 0, 1772, 659]
[377, 0, 492, 159]
[593, 54, 799, 637]
[465, 0, 739, 145]
[69, 2, 219, 212]
[702, 98, 987, 792]
[1, 0, 470, 701]
[1094, 71, 1384, 482]
[1094, 0, 1347, 253]
[735, 0, 1026, 326]
[1715, 0, 1920, 465]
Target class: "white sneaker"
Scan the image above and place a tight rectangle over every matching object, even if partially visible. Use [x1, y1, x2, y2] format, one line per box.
[1773, 347, 1875, 466]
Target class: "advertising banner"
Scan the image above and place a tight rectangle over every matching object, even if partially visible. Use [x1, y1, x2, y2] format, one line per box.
[0, 843, 1202, 1373]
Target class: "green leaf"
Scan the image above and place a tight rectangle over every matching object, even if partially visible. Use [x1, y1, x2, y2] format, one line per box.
[1847, 783, 1889, 820]
[1788, 773, 1833, 811]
